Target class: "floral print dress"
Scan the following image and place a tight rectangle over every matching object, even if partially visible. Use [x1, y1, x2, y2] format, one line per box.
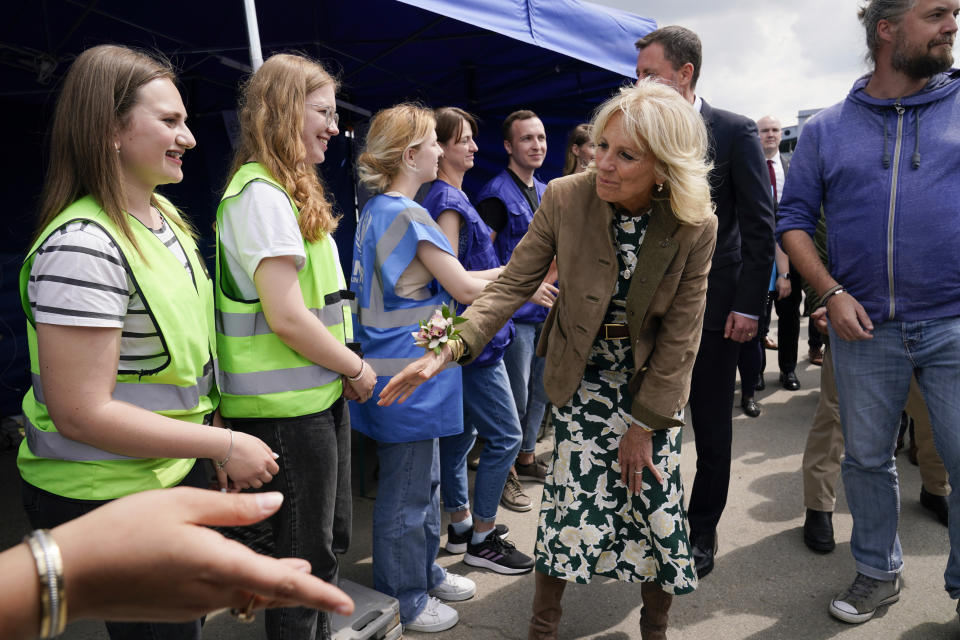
[534, 211, 698, 595]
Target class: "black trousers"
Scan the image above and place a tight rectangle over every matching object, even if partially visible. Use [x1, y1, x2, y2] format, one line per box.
[737, 334, 762, 397]
[774, 268, 803, 374]
[686, 327, 740, 541]
[230, 397, 352, 640]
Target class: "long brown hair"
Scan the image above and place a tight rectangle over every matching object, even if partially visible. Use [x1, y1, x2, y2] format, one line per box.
[562, 123, 592, 176]
[34, 45, 191, 250]
[230, 53, 340, 241]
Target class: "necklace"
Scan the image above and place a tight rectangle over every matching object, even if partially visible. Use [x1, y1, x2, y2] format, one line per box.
[616, 211, 650, 280]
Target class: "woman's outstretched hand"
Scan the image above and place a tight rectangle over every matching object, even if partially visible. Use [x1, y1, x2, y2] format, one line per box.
[378, 346, 453, 406]
[53, 487, 354, 624]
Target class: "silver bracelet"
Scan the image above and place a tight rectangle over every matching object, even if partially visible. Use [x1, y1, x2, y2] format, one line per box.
[347, 359, 365, 381]
[216, 428, 234, 471]
[24, 529, 66, 638]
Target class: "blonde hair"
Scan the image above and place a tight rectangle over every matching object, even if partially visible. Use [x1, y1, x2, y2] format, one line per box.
[34, 45, 194, 252]
[230, 53, 339, 242]
[357, 103, 435, 194]
[591, 79, 714, 225]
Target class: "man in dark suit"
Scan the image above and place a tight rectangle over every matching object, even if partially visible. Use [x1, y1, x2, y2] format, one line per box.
[635, 26, 776, 579]
[757, 115, 805, 390]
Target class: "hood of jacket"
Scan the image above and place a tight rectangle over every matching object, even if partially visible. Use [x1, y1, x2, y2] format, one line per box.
[848, 68, 960, 107]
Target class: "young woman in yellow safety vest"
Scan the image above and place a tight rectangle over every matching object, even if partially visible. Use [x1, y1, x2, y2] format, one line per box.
[215, 53, 377, 640]
[18, 44, 279, 640]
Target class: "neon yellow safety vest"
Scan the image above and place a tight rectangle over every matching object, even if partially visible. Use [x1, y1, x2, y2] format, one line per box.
[215, 162, 353, 418]
[18, 195, 218, 500]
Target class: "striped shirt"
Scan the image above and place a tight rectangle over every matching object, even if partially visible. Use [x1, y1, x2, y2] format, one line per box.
[28, 215, 195, 374]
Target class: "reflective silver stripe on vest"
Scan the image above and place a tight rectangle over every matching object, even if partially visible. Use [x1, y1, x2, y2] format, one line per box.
[25, 417, 136, 461]
[366, 356, 459, 377]
[358, 205, 444, 329]
[220, 364, 340, 396]
[217, 303, 346, 337]
[357, 304, 438, 330]
[32, 359, 214, 413]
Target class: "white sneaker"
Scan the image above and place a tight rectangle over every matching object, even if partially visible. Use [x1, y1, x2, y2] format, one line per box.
[405, 596, 459, 633]
[428, 572, 477, 601]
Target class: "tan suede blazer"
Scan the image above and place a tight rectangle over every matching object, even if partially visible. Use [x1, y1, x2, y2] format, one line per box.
[460, 171, 717, 430]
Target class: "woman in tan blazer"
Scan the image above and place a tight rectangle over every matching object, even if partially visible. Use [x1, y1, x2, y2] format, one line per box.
[382, 80, 717, 640]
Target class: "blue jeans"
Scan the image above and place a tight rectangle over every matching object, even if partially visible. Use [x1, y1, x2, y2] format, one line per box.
[373, 439, 446, 623]
[232, 397, 352, 640]
[831, 318, 960, 595]
[503, 321, 548, 454]
[440, 360, 522, 522]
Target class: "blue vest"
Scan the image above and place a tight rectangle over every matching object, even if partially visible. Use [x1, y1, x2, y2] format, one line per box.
[422, 180, 515, 367]
[349, 193, 463, 443]
[476, 169, 547, 324]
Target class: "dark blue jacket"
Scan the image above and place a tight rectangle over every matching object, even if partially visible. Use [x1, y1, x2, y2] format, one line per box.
[476, 169, 547, 324]
[422, 180, 515, 367]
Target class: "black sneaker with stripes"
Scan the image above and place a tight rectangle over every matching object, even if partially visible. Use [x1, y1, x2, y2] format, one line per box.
[445, 522, 509, 555]
[464, 530, 534, 575]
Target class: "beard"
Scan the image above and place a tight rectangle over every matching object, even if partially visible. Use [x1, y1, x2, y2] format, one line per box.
[891, 32, 955, 79]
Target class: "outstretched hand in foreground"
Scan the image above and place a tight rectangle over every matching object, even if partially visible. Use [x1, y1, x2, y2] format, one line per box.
[0, 487, 353, 640]
[379, 344, 454, 406]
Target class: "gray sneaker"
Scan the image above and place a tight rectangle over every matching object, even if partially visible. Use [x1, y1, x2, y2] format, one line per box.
[829, 573, 901, 623]
[515, 458, 549, 483]
[500, 473, 533, 512]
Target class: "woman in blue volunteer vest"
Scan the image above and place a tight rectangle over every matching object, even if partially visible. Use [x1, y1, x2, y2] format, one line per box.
[215, 53, 375, 640]
[351, 104, 502, 633]
[18, 45, 279, 640]
[422, 107, 555, 577]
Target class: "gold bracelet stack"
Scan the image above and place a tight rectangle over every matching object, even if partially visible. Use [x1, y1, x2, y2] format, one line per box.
[447, 338, 465, 362]
[24, 529, 67, 638]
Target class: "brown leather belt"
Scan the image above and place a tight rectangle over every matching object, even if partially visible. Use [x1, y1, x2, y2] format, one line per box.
[599, 323, 630, 340]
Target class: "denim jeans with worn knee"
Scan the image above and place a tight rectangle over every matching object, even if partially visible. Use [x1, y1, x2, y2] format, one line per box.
[232, 397, 352, 640]
[440, 360, 522, 522]
[831, 317, 960, 596]
[502, 321, 548, 454]
[373, 438, 446, 622]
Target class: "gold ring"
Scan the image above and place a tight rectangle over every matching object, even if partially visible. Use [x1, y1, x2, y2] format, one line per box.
[230, 595, 257, 623]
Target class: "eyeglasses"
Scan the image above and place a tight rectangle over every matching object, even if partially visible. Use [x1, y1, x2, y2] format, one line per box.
[306, 103, 340, 128]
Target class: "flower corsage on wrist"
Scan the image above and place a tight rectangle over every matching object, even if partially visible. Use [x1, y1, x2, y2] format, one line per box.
[412, 303, 466, 360]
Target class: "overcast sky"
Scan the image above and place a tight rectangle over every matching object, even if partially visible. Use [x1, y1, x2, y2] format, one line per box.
[589, 0, 870, 128]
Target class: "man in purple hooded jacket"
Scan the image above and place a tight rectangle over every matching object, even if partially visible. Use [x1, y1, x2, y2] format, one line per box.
[779, 0, 960, 626]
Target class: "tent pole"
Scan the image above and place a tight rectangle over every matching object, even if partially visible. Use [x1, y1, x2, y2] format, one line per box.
[242, 0, 264, 71]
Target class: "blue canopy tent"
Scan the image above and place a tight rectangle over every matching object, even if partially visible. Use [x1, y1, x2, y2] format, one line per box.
[0, 0, 655, 415]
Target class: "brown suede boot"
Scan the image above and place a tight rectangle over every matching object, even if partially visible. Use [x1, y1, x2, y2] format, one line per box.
[639, 582, 673, 640]
[528, 570, 567, 640]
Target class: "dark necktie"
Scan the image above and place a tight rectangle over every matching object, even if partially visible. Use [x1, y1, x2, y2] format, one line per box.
[767, 159, 777, 201]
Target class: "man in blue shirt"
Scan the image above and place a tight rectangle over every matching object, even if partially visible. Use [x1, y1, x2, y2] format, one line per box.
[779, 0, 960, 625]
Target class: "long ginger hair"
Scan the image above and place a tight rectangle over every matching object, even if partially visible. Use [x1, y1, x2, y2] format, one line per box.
[230, 53, 340, 241]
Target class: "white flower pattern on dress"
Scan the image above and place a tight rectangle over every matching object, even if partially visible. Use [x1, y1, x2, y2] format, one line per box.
[533, 211, 697, 595]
